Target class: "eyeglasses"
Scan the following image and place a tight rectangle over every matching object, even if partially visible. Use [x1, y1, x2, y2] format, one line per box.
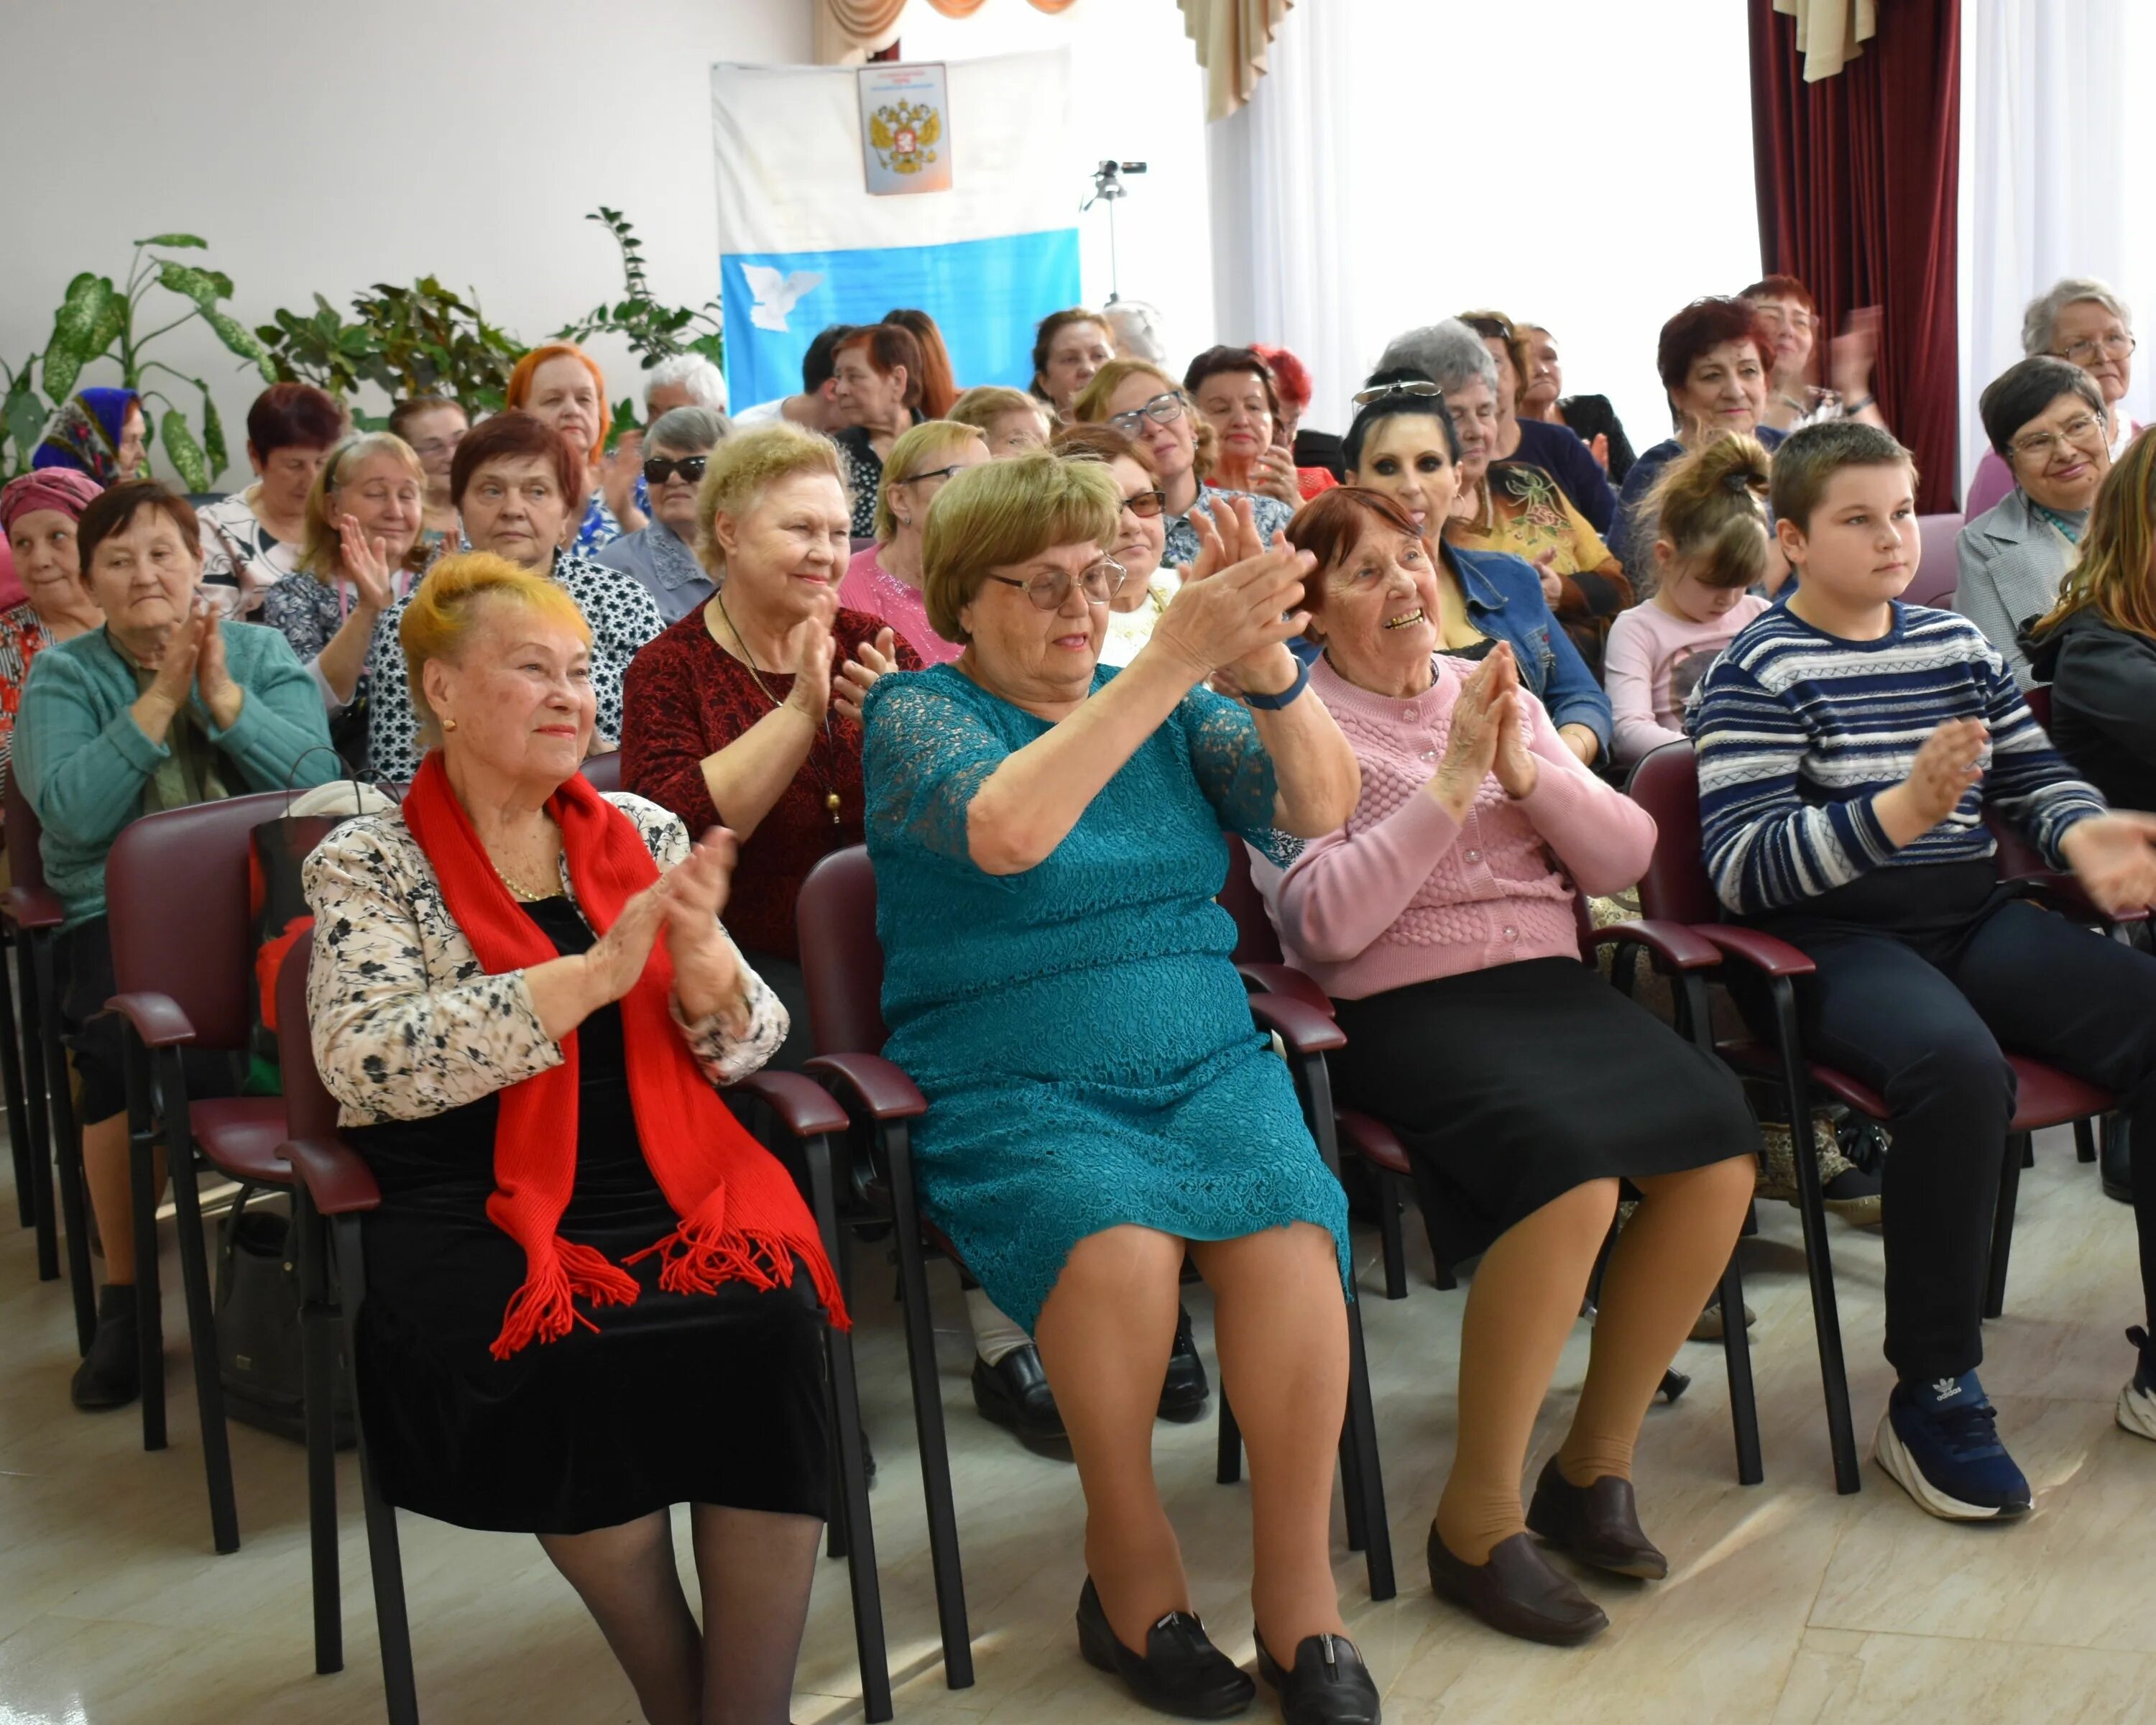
[2010, 412, 2106, 462]
[642, 454, 709, 484]
[1106, 392, 1186, 436]
[985, 557, 1128, 610]
[1350, 380, 1445, 410]
[408, 437, 464, 459]
[1119, 488, 1166, 519]
[2053, 333, 2137, 367]
[899, 464, 968, 487]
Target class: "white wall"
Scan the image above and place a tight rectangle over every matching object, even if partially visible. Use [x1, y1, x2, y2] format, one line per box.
[0, 0, 814, 487]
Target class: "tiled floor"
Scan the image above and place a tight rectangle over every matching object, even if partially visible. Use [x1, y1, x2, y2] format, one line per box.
[1, 1126, 2151, 1724]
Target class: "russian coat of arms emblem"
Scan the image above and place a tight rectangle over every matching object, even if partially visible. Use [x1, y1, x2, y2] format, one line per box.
[868, 99, 942, 176]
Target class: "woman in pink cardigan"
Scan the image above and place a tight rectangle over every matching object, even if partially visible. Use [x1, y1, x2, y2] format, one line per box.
[1259, 487, 1757, 1649]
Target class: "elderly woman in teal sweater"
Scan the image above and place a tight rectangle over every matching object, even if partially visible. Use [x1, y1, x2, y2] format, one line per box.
[14, 480, 336, 1413]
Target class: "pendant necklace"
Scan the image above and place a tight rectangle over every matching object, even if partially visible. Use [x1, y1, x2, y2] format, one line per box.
[715, 592, 844, 826]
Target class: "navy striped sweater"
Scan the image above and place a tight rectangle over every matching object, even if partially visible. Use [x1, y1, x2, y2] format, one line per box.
[1690, 602, 2106, 916]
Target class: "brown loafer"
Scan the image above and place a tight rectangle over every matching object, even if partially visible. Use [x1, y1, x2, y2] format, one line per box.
[1525, 1457, 1667, 1580]
[1426, 1525, 1608, 1646]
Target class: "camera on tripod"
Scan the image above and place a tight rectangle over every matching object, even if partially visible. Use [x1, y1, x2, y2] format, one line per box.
[1087, 160, 1149, 206]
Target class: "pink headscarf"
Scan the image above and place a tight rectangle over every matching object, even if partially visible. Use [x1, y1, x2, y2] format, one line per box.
[0, 469, 104, 537]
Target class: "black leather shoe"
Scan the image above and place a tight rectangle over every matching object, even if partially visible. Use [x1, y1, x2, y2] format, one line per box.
[2103, 1122, 2133, 1206]
[1159, 1307, 1210, 1422]
[1256, 1632, 1381, 1724]
[71, 1284, 140, 1412]
[1525, 1456, 1667, 1580]
[1426, 1524, 1607, 1647]
[971, 1344, 1067, 1443]
[1077, 1576, 1255, 1719]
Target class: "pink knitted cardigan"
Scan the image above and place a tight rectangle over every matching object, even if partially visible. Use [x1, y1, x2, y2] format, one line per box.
[1260, 653, 1658, 1000]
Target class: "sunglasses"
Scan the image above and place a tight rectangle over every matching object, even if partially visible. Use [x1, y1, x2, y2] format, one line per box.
[1350, 380, 1445, 411]
[642, 454, 709, 485]
[1120, 488, 1166, 518]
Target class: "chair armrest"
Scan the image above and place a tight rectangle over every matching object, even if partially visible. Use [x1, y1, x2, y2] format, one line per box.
[2009, 873, 2150, 927]
[282, 1134, 382, 1215]
[729, 1070, 850, 1139]
[1, 884, 64, 931]
[1693, 925, 1817, 979]
[1591, 919, 1722, 970]
[805, 1052, 929, 1121]
[1248, 990, 1346, 1055]
[103, 990, 198, 1048]
[1235, 962, 1337, 1016]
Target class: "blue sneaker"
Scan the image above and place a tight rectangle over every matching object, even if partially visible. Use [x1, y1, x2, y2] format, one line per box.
[1874, 1371, 2032, 1519]
[2121, 1328, 2156, 1442]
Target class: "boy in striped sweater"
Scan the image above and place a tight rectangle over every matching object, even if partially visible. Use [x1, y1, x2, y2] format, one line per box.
[1692, 420, 2156, 1519]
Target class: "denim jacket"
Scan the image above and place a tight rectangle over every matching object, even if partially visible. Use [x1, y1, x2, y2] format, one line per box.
[1448, 544, 1613, 756]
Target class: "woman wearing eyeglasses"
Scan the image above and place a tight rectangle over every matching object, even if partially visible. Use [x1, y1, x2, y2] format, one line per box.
[1049, 423, 1179, 668]
[1955, 357, 2116, 689]
[387, 396, 469, 567]
[837, 420, 992, 666]
[861, 454, 1380, 1721]
[1074, 359, 1296, 570]
[1967, 279, 2142, 520]
[596, 406, 732, 624]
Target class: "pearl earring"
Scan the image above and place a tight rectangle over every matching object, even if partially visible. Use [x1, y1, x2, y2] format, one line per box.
[443, 717, 459, 732]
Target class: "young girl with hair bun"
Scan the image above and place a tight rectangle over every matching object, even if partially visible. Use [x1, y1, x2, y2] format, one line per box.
[1603, 433, 1774, 769]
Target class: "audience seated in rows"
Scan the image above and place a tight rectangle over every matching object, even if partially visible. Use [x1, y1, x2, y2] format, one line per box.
[1955, 356, 2113, 688]
[837, 418, 990, 665]
[1741, 275, 1886, 435]
[625, 356, 730, 520]
[1966, 279, 2142, 519]
[860, 453, 1381, 1719]
[301, 552, 842, 1725]
[828, 324, 925, 539]
[363, 413, 663, 784]
[506, 342, 640, 554]
[599, 405, 731, 624]
[947, 383, 1054, 455]
[1259, 484, 1756, 1644]
[1692, 420, 2156, 1519]
[1454, 312, 1618, 534]
[0, 470, 106, 787]
[198, 382, 349, 614]
[2026, 428, 2156, 814]
[1032, 306, 1118, 419]
[1182, 344, 1331, 507]
[386, 394, 469, 564]
[14, 480, 338, 1410]
[1516, 324, 1636, 483]
[1049, 422, 1182, 668]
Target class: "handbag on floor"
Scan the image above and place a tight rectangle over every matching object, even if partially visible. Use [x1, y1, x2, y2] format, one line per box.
[213, 1188, 356, 1448]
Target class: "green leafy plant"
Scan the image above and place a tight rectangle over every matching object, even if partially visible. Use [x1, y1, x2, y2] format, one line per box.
[27, 234, 275, 489]
[2, 358, 47, 481]
[557, 208, 724, 374]
[257, 277, 526, 425]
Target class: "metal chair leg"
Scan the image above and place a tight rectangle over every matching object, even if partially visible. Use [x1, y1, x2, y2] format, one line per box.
[1342, 1299, 1395, 1600]
[1770, 980, 1861, 1495]
[1984, 1131, 2027, 1322]
[1720, 1248, 1764, 1485]
[122, 1037, 166, 1454]
[0, 927, 42, 1241]
[158, 1052, 238, 1555]
[885, 1123, 973, 1690]
[2075, 1118, 2097, 1164]
[296, 1187, 344, 1675]
[1375, 1168, 1408, 1301]
[1215, 1389, 1242, 1484]
[331, 1214, 418, 1725]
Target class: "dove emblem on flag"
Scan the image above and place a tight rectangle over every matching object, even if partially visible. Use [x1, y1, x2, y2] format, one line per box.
[742, 267, 823, 333]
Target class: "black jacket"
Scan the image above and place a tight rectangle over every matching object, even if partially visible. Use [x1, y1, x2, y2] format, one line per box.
[2023, 606, 2156, 811]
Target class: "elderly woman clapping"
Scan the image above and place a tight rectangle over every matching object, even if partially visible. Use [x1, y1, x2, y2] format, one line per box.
[1956, 356, 2114, 689]
[303, 551, 843, 1724]
[861, 454, 1382, 1719]
[1967, 279, 2142, 518]
[1264, 485, 1755, 1647]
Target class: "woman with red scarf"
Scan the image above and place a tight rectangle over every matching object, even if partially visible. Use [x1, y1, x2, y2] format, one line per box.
[302, 551, 844, 1725]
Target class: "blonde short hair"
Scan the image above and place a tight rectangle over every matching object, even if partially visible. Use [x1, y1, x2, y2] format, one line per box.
[948, 385, 1051, 439]
[694, 422, 849, 576]
[399, 551, 591, 745]
[1072, 359, 1217, 482]
[921, 453, 1119, 643]
[299, 432, 426, 581]
[874, 420, 987, 543]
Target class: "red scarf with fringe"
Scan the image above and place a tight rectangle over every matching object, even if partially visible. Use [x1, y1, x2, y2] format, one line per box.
[401, 753, 847, 1359]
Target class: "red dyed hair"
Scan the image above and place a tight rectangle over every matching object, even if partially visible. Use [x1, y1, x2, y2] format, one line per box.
[1250, 344, 1314, 412]
[1656, 297, 1776, 395]
[1284, 487, 1422, 617]
[506, 342, 611, 456]
[837, 325, 925, 410]
[1741, 273, 1816, 314]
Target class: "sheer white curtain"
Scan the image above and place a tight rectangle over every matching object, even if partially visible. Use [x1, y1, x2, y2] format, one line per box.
[1958, 0, 2153, 500]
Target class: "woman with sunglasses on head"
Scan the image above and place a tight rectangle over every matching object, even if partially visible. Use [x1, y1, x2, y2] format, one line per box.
[1075, 359, 1295, 569]
[1049, 423, 1179, 668]
[837, 420, 992, 666]
[596, 407, 732, 625]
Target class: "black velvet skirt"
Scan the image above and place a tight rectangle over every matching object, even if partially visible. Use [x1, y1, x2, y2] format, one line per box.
[346, 898, 831, 1535]
[1329, 956, 1757, 1270]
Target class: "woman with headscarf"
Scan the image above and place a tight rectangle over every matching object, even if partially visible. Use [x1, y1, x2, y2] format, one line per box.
[32, 388, 147, 486]
[0, 470, 106, 788]
[505, 342, 643, 555]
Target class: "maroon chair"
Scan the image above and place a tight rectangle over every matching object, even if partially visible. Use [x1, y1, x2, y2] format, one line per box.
[1628, 741, 2119, 1494]
[1908, 512, 1965, 609]
[278, 929, 895, 1725]
[579, 751, 624, 794]
[3, 772, 94, 1346]
[1220, 840, 1764, 1488]
[795, 845, 1396, 1694]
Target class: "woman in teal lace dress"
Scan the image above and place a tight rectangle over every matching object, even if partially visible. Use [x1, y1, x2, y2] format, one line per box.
[861, 454, 1381, 1723]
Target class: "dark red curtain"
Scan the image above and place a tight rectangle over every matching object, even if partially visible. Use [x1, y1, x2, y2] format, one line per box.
[1749, 0, 1961, 511]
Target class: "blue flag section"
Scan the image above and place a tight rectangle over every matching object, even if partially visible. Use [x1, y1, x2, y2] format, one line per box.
[722, 229, 1080, 408]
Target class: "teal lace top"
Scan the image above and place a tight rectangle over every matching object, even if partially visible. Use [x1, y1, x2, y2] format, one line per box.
[861, 662, 1350, 1330]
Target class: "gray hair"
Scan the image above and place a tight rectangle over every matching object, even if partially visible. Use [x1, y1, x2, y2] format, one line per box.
[1102, 299, 1169, 364]
[2022, 277, 2134, 358]
[646, 405, 731, 453]
[645, 354, 728, 413]
[1372, 320, 1500, 397]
